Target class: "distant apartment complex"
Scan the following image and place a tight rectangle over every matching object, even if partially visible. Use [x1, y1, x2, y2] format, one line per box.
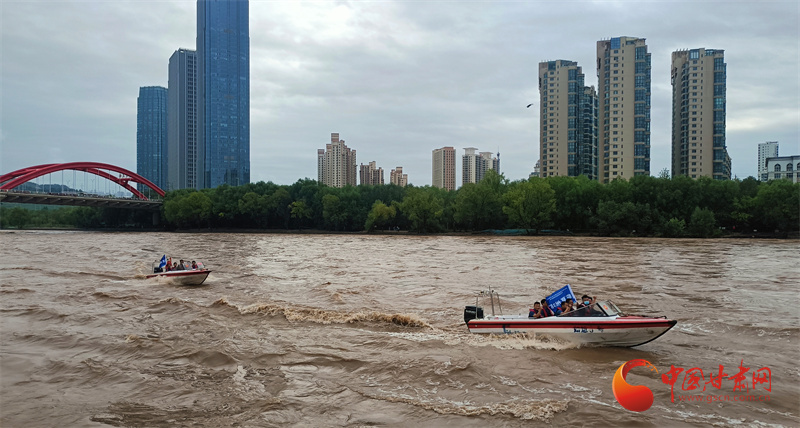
[317, 133, 357, 187]
[136, 86, 168, 191]
[596, 36, 651, 182]
[432, 146, 456, 191]
[529, 160, 541, 178]
[462, 148, 499, 185]
[359, 161, 384, 186]
[390, 167, 408, 187]
[671, 48, 730, 180]
[758, 141, 779, 181]
[167, 48, 197, 190]
[765, 155, 800, 183]
[538, 60, 598, 179]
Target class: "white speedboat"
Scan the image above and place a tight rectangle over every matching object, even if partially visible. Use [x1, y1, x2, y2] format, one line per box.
[146, 258, 211, 286]
[464, 290, 676, 347]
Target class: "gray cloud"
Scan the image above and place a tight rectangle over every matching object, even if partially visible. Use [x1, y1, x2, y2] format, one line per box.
[2, 0, 797, 186]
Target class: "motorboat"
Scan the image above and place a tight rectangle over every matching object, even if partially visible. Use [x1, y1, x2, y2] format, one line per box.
[464, 289, 677, 347]
[146, 258, 211, 286]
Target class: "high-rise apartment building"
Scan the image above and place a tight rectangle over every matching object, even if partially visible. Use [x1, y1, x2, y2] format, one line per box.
[318, 133, 357, 187]
[197, 0, 250, 188]
[462, 147, 479, 185]
[462, 148, 499, 185]
[597, 37, 651, 182]
[538, 60, 598, 180]
[479, 151, 500, 180]
[758, 141, 779, 181]
[671, 48, 731, 180]
[136, 86, 168, 191]
[432, 146, 456, 191]
[167, 48, 197, 190]
[359, 161, 384, 186]
[390, 167, 408, 187]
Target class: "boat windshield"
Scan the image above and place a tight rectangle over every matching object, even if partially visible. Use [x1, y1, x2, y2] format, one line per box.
[559, 301, 619, 318]
[601, 301, 624, 316]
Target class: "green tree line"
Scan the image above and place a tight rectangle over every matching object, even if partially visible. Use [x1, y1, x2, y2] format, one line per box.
[0, 205, 153, 229]
[3, 172, 798, 237]
[159, 172, 798, 237]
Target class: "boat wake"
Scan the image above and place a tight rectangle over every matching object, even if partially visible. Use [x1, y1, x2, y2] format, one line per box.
[213, 298, 432, 328]
[352, 388, 569, 421]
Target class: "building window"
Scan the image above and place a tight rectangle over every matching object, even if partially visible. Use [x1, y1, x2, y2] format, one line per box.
[774, 164, 782, 172]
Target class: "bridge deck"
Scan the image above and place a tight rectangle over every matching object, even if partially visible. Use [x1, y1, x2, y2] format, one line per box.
[0, 190, 162, 211]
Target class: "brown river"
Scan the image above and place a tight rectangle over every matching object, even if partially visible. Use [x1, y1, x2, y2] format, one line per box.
[1, 231, 798, 427]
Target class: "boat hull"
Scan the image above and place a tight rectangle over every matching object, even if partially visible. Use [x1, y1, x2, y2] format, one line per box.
[145, 270, 211, 286]
[467, 316, 677, 347]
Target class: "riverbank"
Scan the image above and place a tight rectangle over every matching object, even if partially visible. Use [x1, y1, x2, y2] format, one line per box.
[4, 226, 797, 239]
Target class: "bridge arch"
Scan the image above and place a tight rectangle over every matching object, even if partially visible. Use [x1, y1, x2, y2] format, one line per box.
[0, 162, 165, 200]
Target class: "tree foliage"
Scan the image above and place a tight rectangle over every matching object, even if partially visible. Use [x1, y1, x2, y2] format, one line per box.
[4, 174, 798, 238]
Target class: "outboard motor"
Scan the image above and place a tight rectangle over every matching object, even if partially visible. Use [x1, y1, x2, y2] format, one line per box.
[464, 305, 484, 325]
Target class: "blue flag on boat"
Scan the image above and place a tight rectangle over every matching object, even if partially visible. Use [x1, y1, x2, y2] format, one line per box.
[546, 284, 577, 312]
[159, 255, 167, 269]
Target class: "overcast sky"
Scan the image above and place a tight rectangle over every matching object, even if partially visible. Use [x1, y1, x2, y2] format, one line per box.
[2, 0, 798, 188]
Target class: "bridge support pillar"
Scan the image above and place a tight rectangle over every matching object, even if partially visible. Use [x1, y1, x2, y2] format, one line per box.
[152, 211, 160, 226]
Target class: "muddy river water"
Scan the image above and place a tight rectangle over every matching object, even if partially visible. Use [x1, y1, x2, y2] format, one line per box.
[1, 231, 798, 426]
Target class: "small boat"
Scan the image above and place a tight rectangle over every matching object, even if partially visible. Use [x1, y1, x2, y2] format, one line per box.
[146, 258, 211, 286]
[464, 289, 677, 347]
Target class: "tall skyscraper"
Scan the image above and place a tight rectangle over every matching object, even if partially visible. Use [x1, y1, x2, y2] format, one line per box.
[758, 141, 779, 181]
[136, 86, 168, 191]
[432, 146, 456, 191]
[359, 161, 384, 185]
[597, 37, 651, 182]
[318, 133, 357, 187]
[390, 167, 408, 187]
[462, 148, 498, 185]
[538, 60, 598, 180]
[167, 48, 197, 190]
[671, 48, 731, 180]
[462, 147, 479, 185]
[197, 0, 250, 188]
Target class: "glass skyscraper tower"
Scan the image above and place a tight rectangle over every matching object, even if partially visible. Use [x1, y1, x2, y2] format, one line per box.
[168, 48, 197, 190]
[136, 86, 168, 191]
[197, 0, 250, 188]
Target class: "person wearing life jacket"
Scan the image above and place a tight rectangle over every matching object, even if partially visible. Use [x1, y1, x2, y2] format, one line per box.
[540, 299, 554, 317]
[528, 302, 547, 319]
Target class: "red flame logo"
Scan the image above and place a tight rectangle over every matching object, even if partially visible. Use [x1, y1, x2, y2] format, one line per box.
[612, 359, 658, 412]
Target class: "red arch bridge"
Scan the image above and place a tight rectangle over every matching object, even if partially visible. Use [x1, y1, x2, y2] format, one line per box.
[0, 162, 165, 211]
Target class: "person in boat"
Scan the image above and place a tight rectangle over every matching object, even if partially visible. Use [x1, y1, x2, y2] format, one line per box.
[556, 301, 568, 316]
[540, 299, 553, 317]
[177, 260, 186, 271]
[529, 302, 546, 319]
[191, 261, 198, 270]
[577, 295, 596, 309]
[541, 299, 553, 318]
[565, 298, 575, 312]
